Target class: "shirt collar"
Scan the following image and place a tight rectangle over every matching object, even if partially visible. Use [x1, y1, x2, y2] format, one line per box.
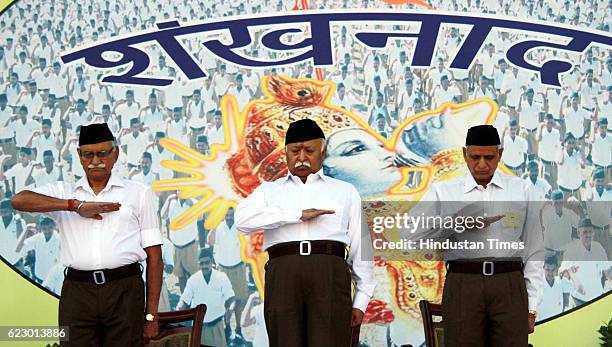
[284, 168, 329, 184]
[463, 170, 506, 193]
[76, 172, 125, 194]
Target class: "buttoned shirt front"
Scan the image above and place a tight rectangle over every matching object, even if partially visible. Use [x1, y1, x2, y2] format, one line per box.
[235, 170, 376, 312]
[416, 172, 545, 310]
[31, 174, 162, 270]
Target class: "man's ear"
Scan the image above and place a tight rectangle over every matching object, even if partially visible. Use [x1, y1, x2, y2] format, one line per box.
[498, 148, 504, 158]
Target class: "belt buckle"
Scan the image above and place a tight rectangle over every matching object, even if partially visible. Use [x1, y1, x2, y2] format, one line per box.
[482, 261, 494, 276]
[93, 270, 106, 285]
[299, 241, 311, 256]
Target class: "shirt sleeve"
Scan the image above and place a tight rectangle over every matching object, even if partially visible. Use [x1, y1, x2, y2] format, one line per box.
[178, 276, 194, 309]
[346, 186, 376, 313]
[30, 181, 66, 221]
[521, 186, 546, 311]
[235, 182, 302, 234]
[138, 187, 162, 249]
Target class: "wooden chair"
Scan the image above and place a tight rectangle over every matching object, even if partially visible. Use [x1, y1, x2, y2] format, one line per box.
[145, 304, 206, 347]
[419, 300, 444, 347]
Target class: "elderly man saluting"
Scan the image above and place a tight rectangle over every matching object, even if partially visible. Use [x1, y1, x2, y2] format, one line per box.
[235, 119, 376, 347]
[11, 123, 163, 346]
[416, 125, 545, 347]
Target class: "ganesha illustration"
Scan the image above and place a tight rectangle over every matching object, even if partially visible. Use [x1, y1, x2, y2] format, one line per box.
[152, 75, 498, 345]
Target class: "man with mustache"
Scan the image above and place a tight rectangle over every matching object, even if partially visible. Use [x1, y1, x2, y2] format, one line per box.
[235, 119, 376, 347]
[11, 123, 163, 346]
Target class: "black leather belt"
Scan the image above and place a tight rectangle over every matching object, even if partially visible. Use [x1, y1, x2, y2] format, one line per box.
[65, 262, 141, 284]
[267, 240, 346, 260]
[447, 260, 523, 276]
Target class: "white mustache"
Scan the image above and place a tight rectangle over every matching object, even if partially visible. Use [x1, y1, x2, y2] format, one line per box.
[295, 160, 311, 168]
[87, 163, 106, 169]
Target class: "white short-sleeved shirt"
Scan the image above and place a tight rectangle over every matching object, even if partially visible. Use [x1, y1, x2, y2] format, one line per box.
[537, 276, 572, 321]
[541, 206, 579, 251]
[538, 128, 561, 162]
[556, 150, 583, 190]
[32, 174, 162, 270]
[22, 231, 60, 280]
[42, 262, 65, 295]
[167, 199, 198, 247]
[564, 107, 590, 139]
[502, 135, 528, 167]
[212, 221, 242, 267]
[121, 132, 150, 166]
[179, 269, 235, 322]
[591, 134, 611, 167]
[559, 240, 609, 302]
[0, 217, 27, 265]
[525, 177, 551, 201]
[4, 162, 34, 193]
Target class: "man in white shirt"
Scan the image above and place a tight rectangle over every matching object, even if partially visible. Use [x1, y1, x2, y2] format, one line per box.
[206, 111, 225, 146]
[501, 119, 528, 176]
[209, 207, 249, 343]
[177, 247, 235, 347]
[541, 190, 579, 252]
[11, 123, 163, 345]
[584, 169, 611, 259]
[236, 119, 375, 347]
[161, 193, 200, 292]
[589, 118, 611, 177]
[121, 118, 151, 169]
[131, 152, 157, 186]
[2, 147, 34, 194]
[0, 198, 26, 266]
[30, 150, 63, 187]
[537, 254, 572, 321]
[537, 114, 562, 187]
[113, 89, 140, 129]
[17, 216, 60, 283]
[559, 218, 611, 306]
[556, 133, 585, 200]
[524, 161, 551, 201]
[414, 125, 544, 345]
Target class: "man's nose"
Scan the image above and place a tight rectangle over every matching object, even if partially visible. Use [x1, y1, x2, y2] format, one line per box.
[298, 150, 306, 161]
[476, 158, 487, 168]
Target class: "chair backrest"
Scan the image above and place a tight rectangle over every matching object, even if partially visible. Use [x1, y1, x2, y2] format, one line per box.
[419, 300, 444, 347]
[145, 304, 207, 347]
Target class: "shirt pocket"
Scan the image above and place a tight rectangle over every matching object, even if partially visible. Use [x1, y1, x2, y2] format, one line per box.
[111, 205, 137, 233]
[310, 203, 344, 231]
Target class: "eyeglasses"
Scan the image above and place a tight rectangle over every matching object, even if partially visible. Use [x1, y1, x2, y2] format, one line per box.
[79, 147, 115, 159]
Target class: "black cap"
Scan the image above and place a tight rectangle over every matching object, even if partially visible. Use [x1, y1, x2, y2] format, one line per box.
[465, 125, 501, 146]
[551, 190, 563, 201]
[578, 218, 593, 229]
[285, 119, 325, 146]
[593, 168, 605, 179]
[78, 123, 115, 146]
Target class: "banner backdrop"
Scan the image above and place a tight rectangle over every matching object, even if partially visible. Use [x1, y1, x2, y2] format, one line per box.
[0, 0, 610, 345]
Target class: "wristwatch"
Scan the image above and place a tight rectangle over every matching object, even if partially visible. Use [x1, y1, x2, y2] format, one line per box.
[145, 313, 156, 322]
[528, 310, 538, 318]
